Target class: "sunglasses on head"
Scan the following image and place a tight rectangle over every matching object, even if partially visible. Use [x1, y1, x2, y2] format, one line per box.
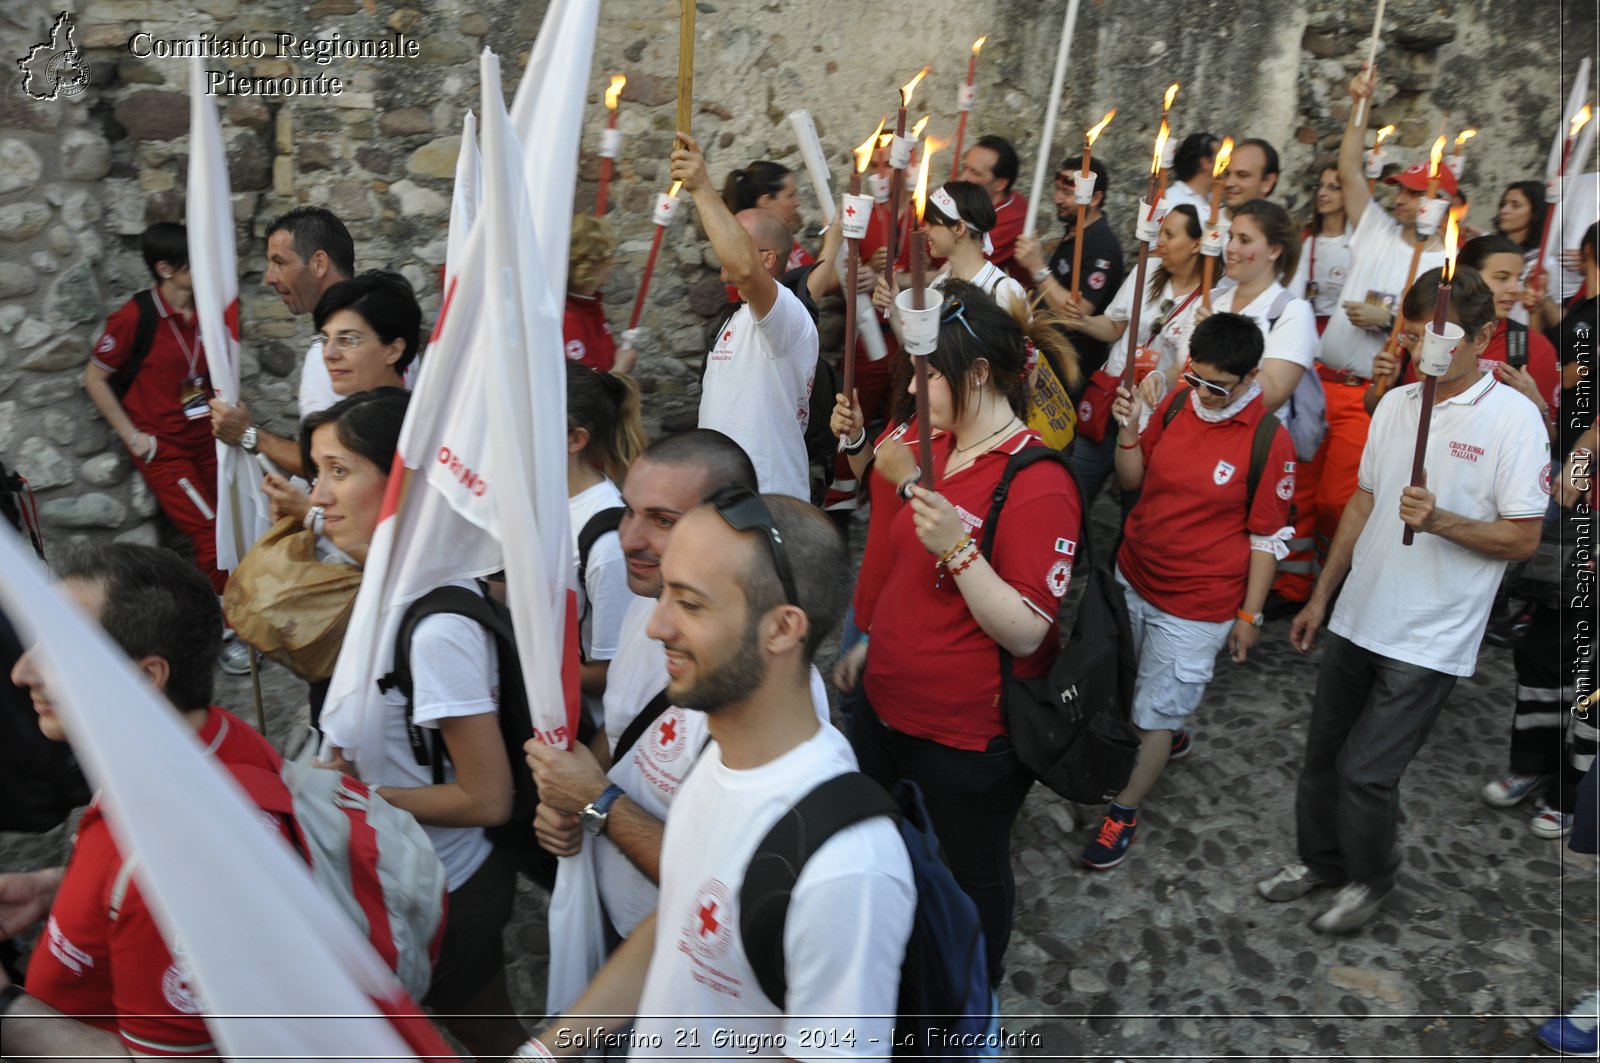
[707, 485, 799, 608]
[1180, 361, 1239, 398]
[940, 295, 980, 341]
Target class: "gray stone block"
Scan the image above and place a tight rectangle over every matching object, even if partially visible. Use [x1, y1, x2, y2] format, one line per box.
[40, 492, 127, 529]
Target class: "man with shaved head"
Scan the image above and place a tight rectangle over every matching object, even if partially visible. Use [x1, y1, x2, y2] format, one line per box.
[671, 133, 820, 500]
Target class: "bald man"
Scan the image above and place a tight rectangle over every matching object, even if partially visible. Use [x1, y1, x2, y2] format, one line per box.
[671, 134, 819, 500]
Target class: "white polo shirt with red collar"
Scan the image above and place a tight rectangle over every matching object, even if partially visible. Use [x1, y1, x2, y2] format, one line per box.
[1330, 371, 1550, 675]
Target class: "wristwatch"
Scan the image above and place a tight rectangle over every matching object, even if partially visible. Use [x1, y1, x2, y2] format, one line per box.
[1236, 609, 1264, 628]
[580, 783, 625, 837]
[239, 424, 260, 454]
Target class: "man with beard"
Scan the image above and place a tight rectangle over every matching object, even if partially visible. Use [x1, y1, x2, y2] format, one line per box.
[526, 431, 831, 943]
[517, 493, 913, 1060]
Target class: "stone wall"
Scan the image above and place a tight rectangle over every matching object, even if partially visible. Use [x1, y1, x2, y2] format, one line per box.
[0, 0, 1591, 549]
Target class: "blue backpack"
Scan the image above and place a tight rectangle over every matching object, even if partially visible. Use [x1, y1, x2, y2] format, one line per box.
[740, 773, 996, 1060]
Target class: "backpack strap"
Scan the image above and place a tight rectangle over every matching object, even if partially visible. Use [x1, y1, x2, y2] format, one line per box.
[740, 772, 899, 1008]
[1244, 411, 1281, 516]
[576, 507, 626, 660]
[974, 447, 1075, 558]
[1264, 288, 1295, 329]
[109, 290, 162, 397]
[609, 687, 672, 766]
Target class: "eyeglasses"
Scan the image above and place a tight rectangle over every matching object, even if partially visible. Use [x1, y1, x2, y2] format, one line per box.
[1180, 361, 1240, 398]
[707, 485, 799, 607]
[324, 331, 368, 350]
[941, 295, 979, 341]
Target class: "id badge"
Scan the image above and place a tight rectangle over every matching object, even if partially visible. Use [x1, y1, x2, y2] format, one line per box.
[181, 376, 210, 420]
[1306, 280, 1319, 301]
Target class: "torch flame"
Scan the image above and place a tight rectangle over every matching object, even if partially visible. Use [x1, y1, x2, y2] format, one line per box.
[911, 115, 930, 139]
[1374, 124, 1396, 147]
[1572, 105, 1594, 138]
[1211, 135, 1234, 179]
[1163, 82, 1180, 112]
[972, 36, 987, 56]
[1086, 108, 1116, 146]
[913, 141, 934, 222]
[854, 117, 885, 174]
[1454, 128, 1477, 147]
[1442, 205, 1464, 281]
[1150, 119, 1170, 175]
[605, 75, 626, 110]
[901, 66, 930, 107]
[878, 132, 893, 148]
[668, 180, 683, 199]
[1427, 135, 1446, 177]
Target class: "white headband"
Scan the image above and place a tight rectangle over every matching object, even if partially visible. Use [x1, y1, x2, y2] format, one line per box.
[930, 187, 995, 255]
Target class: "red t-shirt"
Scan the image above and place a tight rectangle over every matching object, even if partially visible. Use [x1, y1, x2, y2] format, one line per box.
[1395, 319, 1560, 411]
[988, 192, 1031, 287]
[563, 291, 617, 373]
[26, 708, 288, 1055]
[91, 290, 213, 446]
[1118, 392, 1298, 621]
[864, 428, 1082, 751]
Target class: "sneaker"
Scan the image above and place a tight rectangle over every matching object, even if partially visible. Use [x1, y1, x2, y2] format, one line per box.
[1481, 772, 1548, 807]
[1536, 990, 1600, 1056]
[1532, 805, 1575, 839]
[1311, 882, 1388, 934]
[1082, 808, 1138, 870]
[1168, 728, 1192, 761]
[220, 634, 252, 676]
[1256, 862, 1335, 902]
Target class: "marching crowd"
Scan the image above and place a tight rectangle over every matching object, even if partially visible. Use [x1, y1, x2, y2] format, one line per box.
[1, 59, 1597, 1062]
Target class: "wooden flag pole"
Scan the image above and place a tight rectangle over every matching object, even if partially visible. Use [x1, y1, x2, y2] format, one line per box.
[677, 0, 695, 135]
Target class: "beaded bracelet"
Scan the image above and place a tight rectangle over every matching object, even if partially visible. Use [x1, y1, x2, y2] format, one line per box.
[939, 534, 975, 566]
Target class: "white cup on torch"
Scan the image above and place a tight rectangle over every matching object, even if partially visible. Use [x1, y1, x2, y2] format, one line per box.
[894, 288, 941, 356]
[1200, 215, 1231, 257]
[1073, 170, 1098, 205]
[958, 84, 977, 112]
[889, 135, 915, 170]
[1443, 154, 1465, 182]
[1417, 320, 1463, 377]
[839, 193, 874, 240]
[652, 192, 681, 227]
[1136, 198, 1169, 245]
[1160, 138, 1177, 170]
[1364, 148, 1387, 180]
[1414, 197, 1448, 238]
[867, 172, 890, 204]
[598, 128, 622, 159]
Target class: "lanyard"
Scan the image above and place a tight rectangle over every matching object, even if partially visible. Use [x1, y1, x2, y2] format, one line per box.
[165, 314, 201, 378]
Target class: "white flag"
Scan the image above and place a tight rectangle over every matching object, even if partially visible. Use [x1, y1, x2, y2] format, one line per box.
[0, 529, 453, 1062]
[445, 109, 482, 290]
[188, 57, 269, 571]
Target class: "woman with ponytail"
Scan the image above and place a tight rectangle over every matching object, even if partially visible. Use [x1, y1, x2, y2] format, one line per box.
[721, 159, 843, 305]
[566, 365, 647, 715]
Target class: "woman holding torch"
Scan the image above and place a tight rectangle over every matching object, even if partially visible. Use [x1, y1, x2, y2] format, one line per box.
[833, 280, 1080, 991]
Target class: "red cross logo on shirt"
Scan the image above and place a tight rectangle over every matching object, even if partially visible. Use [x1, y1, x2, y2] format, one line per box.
[659, 718, 677, 745]
[722, 329, 733, 342]
[698, 901, 720, 937]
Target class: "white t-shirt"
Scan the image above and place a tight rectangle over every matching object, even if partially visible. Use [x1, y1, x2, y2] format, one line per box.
[371, 580, 499, 891]
[298, 336, 341, 421]
[1211, 281, 1319, 371]
[632, 724, 915, 1060]
[596, 599, 834, 937]
[1286, 224, 1354, 317]
[1103, 274, 1205, 378]
[1330, 372, 1550, 676]
[1316, 201, 1446, 377]
[571, 478, 639, 726]
[1165, 179, 1211, 217]
[933, 261, 1027, 317]
[698, 285, 819, 500]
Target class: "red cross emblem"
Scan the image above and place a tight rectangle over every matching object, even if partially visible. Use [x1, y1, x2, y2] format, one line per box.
[722, 330, 733, 342]
[659, 718, 677, 744]
[698, 901, 720, 937]
[845, 203, 857, 217]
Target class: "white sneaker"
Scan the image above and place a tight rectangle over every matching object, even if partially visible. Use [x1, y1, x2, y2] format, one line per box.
[1311, 882, 1388, 934]
[1481, 773, 1548, 807]
[219, 635, 252, 676]
[1532, 805, 1575, 839]
[1257, 862, 1334, 902]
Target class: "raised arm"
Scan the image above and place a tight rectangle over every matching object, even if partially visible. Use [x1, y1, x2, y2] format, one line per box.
[670, 133, 779, 320]
[1338, 66, 1377, 222]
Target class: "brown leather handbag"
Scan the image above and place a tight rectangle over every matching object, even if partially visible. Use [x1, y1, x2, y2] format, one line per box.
[223, 517, 362, 681]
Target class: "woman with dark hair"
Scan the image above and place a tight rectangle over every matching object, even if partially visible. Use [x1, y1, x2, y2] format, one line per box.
[1289, 157, 1353, 333]
[719, 158, 843, 306]
[307, 388, 526, 1059]
[1495, 180, 1547, 258]
[834, 280, 1081, 994]
[566, 365, 646, 720]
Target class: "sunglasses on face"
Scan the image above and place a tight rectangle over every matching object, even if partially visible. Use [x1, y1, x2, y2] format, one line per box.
[707, 485, 799, 608]
[1181, 362, 1241, 398]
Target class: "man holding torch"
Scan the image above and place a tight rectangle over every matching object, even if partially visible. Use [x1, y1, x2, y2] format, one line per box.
[1265, 265, 1547, 934]
[671, 133, 819, 501]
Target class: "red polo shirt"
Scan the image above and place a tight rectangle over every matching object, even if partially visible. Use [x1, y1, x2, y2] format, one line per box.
[563, 290, 617, 373]
[1118, 391, 1297, 621]
[989, 192, 1031, 287]
[90, 290, 212, 445]
[864, 427, 1081, 751]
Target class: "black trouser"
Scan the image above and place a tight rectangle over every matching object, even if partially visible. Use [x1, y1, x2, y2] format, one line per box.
[1509, 605, 1594, 813]
[848, 695, 1033, 989]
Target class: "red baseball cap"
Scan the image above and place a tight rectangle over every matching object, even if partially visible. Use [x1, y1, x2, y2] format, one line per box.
[1384, 160, 1459, 196]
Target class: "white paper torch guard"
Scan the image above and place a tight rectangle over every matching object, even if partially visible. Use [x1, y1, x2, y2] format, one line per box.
[895, 288, 940, 356]
[1443, 153, 1465, 182]
[1073, 170, 1098, 205]
[840, 194, 874, 240]
[1414, 197, 1448, 238]
[1363, 149, 1387, 180]
[889, 135, 914, 171]
[1135, 198, 1168, 245]
[867, 172, 890, 204]
[652, 193, 681, 227]
[598, 128, 622, 160]
[1200, 215, 1231, 257]
[1417, 320, 1463, 377]
[958, 84, 977, 112]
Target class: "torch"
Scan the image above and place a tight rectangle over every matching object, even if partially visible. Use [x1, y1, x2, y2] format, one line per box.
[1531, 105, 1594, 294]
[894, 145, 941, 489]
[1068, 109, 1116, 303]
[949, 36, 987, 181]
[1122, 119, 1171, 394]
[1365, 124, 1395, 194]
[626, 181, 682, 333]
[885, 66, 930, 271]
[898, 115, 931, 259]
[840, 121, 884, 404]
[1403, 206, 1462, 546]
[1374, 135, 1448, 400]
[1153, 82, 1179, 208]
[1443, 128, 1476, 183]
[1200, 136, 1235, 310]
[595, 74, 626, 216]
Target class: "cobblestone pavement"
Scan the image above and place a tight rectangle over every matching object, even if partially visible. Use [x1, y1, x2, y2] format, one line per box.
[4, 498, 1595, 1061]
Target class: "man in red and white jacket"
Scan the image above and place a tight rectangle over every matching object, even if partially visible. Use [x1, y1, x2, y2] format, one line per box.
[1084, 312, 1296, 871]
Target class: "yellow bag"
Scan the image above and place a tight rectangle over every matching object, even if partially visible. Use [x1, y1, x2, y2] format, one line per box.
[1026, 353, 1077, 451]
[222, 517, 362, 682]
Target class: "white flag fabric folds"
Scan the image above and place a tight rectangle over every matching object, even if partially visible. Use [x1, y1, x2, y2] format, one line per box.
[445, 109, 482, 289]
[0, 529, 453, 1062]
[188, 57, 269, 570]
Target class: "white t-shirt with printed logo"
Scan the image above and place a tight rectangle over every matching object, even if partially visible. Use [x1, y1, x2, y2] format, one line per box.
[631, 724, 914, 1060]
[1330, 372, 1549, 676]
[1103, 274, 1206, 379]
[570, 478, 640, 727]
[1287, 224, 1354, 316]
[596, 600, 834, 937]
[698, 285, 819, 500]
[1316, 200, 1446, 377]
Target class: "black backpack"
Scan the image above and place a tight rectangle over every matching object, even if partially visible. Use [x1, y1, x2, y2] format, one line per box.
[0, 461, 43, 560]
[576, 506, 625, 661]
[106, 290, 162, 399]
[980, 447, 1141, 803]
